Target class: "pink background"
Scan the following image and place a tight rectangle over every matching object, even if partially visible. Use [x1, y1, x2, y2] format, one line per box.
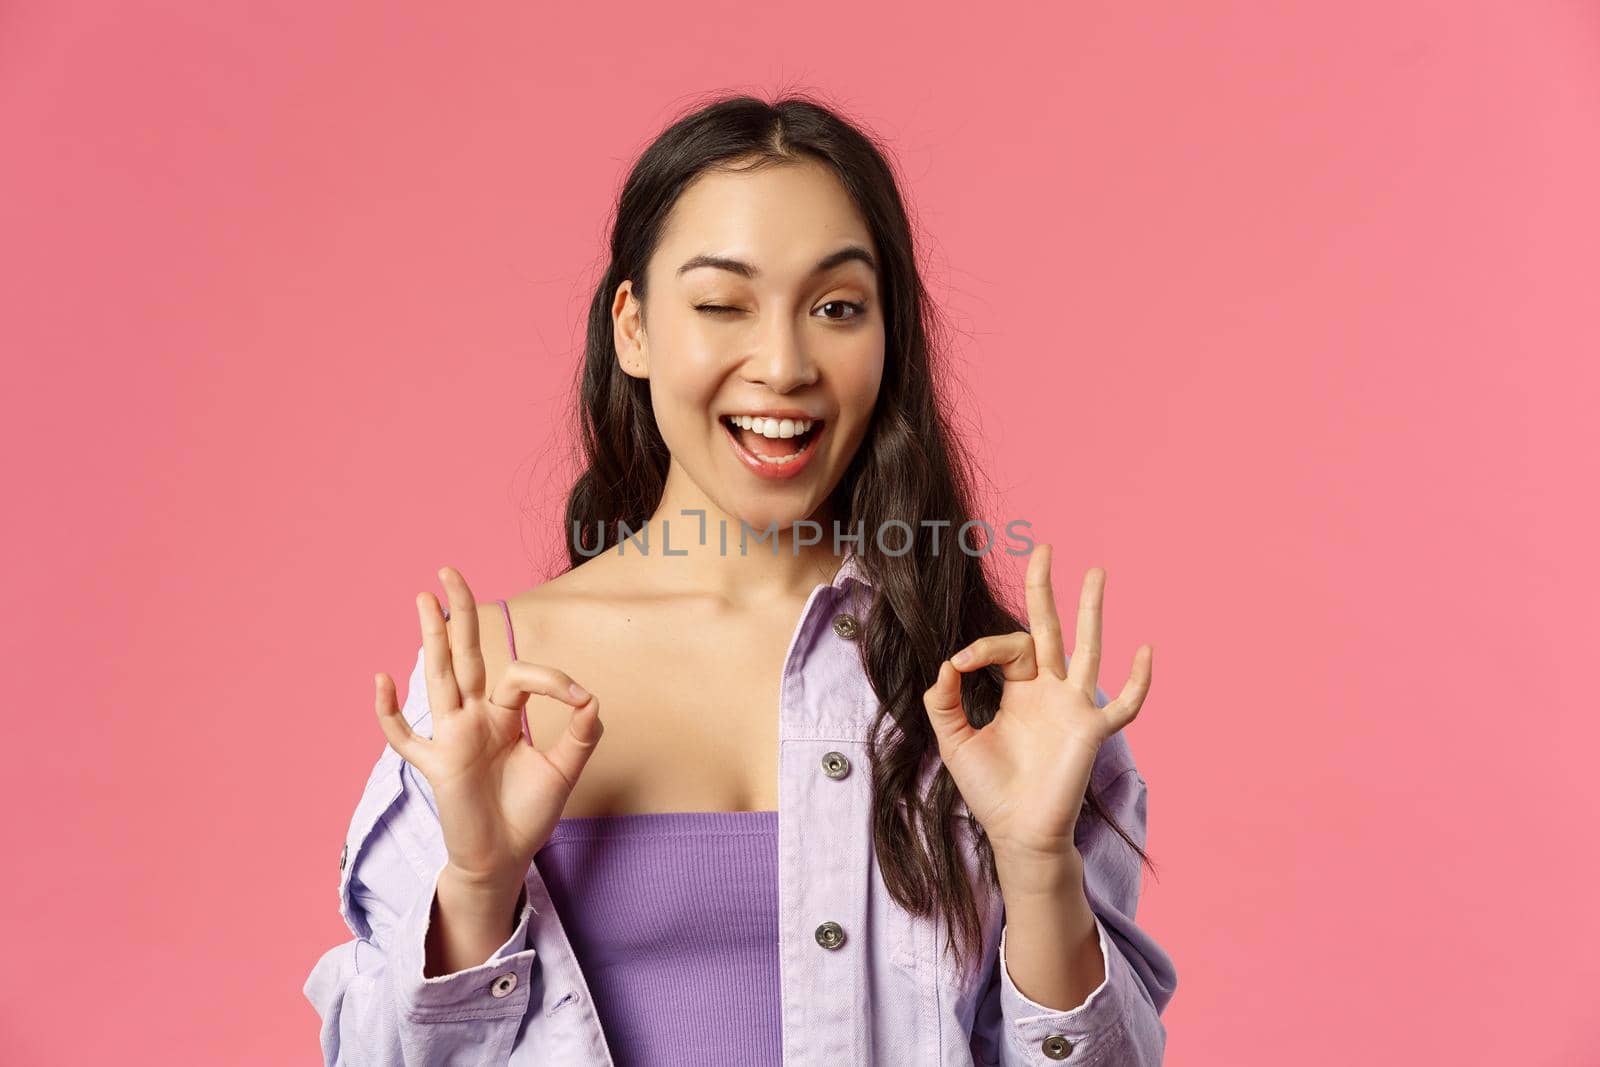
[2, 2, 1595, 1063]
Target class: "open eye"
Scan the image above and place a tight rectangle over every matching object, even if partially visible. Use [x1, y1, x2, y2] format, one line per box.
[816, 300, 866, 321]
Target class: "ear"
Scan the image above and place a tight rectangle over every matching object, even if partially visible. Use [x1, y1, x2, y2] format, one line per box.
[612, 279, 648, 379]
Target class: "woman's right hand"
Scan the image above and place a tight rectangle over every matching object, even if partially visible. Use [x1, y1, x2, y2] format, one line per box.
[372, 564, 604, 892]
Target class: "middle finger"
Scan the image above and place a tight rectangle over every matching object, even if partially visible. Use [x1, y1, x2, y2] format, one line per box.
[438, 566, 487, 700]
[1026, 544, 1068, 679]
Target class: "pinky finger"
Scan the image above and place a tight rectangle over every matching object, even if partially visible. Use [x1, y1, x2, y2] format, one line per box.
[1104, 644, 1153, 734]
[374, 672, 428, 765]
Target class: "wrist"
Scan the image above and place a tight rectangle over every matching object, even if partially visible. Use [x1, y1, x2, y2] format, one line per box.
[991, 842, 1086, 901]
[439, 862, 527, 915]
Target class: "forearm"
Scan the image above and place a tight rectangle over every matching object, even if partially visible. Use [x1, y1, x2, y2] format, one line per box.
[992, 847, 1105, 1011]
[425, 866, 528, 978]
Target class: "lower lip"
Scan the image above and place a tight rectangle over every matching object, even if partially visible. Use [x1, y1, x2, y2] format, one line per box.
[721, 419, 824, 481]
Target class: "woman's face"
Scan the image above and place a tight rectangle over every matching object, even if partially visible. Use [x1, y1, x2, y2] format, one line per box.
[613, 157, 886, 538]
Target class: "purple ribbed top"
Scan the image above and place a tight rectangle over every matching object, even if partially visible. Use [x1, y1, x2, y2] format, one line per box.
[494, 599, 781, 1064]
[534, 811, 780, 1064]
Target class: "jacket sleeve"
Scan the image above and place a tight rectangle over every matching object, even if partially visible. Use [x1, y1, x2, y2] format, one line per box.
[975, 689, 1180, 1066]
[302, 646, 542, 1065]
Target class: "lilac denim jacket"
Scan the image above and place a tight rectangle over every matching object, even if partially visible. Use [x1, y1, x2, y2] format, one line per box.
[303, 553, 1178, 1064]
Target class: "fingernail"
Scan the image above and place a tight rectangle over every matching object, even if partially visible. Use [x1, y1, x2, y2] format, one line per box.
[569, 682, 590, 701]
[951, 650, 972, 667]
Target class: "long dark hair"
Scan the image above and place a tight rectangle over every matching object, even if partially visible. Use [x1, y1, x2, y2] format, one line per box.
[560, 90, 1151, 976]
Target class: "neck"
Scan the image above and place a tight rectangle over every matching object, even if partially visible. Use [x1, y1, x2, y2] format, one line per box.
[613, 475, 845, 607]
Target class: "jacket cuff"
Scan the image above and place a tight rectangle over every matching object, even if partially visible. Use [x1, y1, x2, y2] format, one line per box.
[998, 912, 1133, 1064]
[389, 863, 540, 1023]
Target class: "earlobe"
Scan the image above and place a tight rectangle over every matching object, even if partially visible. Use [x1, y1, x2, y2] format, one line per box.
[613, 280, 648, 379]
[614, 331, 646, 379]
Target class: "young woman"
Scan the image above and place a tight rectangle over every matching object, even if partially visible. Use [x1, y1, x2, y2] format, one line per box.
[305, 93, 1178, 1065]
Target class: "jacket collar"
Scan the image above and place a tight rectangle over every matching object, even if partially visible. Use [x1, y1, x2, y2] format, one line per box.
[831, 547, 872, 593]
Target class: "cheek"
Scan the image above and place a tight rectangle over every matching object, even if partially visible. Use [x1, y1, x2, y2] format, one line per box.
[838, 332, 885, 414]
[646, 340, 725, 415]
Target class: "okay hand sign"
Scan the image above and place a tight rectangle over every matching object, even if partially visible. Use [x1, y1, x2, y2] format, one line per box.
[373, 566, 605, 892]
[921, 544, 1153, 864]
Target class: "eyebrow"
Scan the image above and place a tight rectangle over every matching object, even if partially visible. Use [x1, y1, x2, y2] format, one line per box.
[675, 244, 878, 280]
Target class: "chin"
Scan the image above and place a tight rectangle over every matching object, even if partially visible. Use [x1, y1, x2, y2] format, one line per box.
[720, 495, 823, 540]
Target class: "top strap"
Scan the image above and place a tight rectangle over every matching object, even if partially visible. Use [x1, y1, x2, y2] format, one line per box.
[495, 597, 517, 659]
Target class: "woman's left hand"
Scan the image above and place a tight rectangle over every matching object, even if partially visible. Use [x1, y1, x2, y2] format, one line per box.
[921, 543, 1153, 866]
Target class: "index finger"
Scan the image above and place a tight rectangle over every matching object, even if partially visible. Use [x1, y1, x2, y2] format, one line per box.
[1026, 543, 1068, 679]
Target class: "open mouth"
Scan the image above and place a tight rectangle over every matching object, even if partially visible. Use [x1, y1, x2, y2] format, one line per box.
[721, 415, 821, 462]
[720, 414, 825, 478]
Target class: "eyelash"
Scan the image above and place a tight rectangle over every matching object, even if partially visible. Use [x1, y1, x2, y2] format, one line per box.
[695, 300, 866, 321]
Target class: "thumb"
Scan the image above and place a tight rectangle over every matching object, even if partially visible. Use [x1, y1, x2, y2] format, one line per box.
[922, 659, 975, 754]
[544, 692, 605, 785]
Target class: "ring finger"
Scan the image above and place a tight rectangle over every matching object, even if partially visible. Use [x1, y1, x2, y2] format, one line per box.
[417, 589, 462, 718]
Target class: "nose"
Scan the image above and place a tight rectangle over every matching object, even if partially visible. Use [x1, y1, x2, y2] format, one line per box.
[741, 316, 819, 393]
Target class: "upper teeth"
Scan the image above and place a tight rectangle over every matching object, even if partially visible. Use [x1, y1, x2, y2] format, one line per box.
[724, 415, 814, 439]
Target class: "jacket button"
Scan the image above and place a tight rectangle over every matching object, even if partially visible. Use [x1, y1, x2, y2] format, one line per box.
[1041, 1034, 1074, 1059]
[831, 612, 860, 640]
[339, 843, 347, 872]
[821, 751, 851, 779]
[814, 921, 847, 949]
[489, 972, 518, 998]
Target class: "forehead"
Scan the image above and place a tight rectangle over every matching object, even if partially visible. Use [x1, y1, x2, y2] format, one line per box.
[653, 159, 877, 282]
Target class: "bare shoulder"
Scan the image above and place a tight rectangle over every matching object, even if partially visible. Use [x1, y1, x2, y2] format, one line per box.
[472, 552, 617, 687]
